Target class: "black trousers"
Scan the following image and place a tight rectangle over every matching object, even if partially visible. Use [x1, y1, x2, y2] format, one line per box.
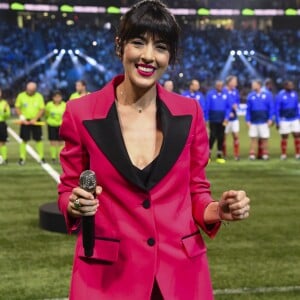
[209, 122, 225, 153]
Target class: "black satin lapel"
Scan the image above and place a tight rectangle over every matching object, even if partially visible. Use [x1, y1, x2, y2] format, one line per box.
[83, 105, 146, 191]
[146, 101, 192, 190]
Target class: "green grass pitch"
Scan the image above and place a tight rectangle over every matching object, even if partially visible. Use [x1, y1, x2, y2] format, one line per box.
[0, 118, 299, 299]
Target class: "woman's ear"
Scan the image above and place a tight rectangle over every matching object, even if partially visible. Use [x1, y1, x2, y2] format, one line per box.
[115, 37, 122, 58]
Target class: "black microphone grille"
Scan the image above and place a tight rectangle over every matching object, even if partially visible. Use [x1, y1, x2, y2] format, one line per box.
[79, 170, 97, 193]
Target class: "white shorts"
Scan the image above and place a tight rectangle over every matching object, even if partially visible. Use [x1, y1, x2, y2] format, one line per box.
[279, 120, 300, 135]
[225, 119, 240, 134]
[249, 123, 270, 139]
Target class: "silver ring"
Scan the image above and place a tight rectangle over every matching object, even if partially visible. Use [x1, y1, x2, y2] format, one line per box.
[74, 198, 81, 210]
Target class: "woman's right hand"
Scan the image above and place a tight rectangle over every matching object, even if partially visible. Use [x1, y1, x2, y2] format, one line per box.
[67, 186, 102, 218]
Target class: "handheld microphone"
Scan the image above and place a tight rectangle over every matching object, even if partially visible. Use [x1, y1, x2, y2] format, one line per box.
[79, 170, 97, 257]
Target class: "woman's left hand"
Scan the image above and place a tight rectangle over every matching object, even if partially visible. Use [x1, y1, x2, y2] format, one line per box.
[219, 190, 250, 221]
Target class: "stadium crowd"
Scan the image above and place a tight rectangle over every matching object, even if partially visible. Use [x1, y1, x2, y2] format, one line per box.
[0, 20, 299, 102]
[0, 18, 299, 165]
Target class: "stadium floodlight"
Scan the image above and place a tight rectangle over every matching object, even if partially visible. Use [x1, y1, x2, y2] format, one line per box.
[250, 55, 277, 71]
[219, 54, 235, 80]
[11, 50, 57, 83]
[103, 22, 111, 30]
[230, 50, 235, 56]
[237, 50, 242, 56]
[239, 53, 261, 79]
[68, 49, 84, 77]
[76, 51, 105, 72]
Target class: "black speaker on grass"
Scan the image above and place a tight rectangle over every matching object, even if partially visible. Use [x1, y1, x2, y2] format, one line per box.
[39, 202, 67, 234]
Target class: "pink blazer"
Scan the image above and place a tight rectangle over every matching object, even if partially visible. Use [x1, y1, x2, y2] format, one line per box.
[58, 75, 221, 300]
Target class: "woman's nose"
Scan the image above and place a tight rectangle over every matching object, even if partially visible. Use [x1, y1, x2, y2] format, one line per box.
[141, 44, 155, 62]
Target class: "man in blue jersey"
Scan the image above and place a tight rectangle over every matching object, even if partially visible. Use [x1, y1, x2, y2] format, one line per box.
[223, 75, 240, 160]
[258, 78, 275, 158]
[246, 79, 274, 160]
[181, 79, 206, 115]
[275, 81, 300, 160]
[206, 80, 231, 163]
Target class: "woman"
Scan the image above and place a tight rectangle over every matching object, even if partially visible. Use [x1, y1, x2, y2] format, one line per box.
[58, 1, 250, 299]
[45, 90, 66, 163]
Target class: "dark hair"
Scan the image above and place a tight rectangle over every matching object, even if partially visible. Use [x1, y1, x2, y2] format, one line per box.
[77, 80, 87, 87]
[252, 79, 262, 87]
[283, 80, 293, 89]
[116, 0, 180, 64]
[225, 75, 237, 85]
[52, 90, 62, 97]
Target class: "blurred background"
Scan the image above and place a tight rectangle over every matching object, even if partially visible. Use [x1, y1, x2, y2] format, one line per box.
[0, 0, 299, 103]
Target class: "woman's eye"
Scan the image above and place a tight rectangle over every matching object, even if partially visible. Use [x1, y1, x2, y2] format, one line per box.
[131, 39, 144, 46]
[157, 44, 168, 51]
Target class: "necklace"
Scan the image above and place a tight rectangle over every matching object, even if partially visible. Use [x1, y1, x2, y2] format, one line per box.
[117, 89, 154, 113]
[115, 98, 143, 113]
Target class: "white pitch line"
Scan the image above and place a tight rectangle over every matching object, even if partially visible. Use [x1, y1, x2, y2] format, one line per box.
[214, 285, 300, 295]
[8, 127, 61, 183]
[42, 285, 300, 299]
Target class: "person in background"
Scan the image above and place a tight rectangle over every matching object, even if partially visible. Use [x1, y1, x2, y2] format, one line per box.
[206, 80, 231, 163]
[163, 80, 174, 92]
[246, 79, 274, 160]
[181, 79, 206, 116]
[45, 90, 66, 163]
[223, 75, 240, 160]
[275, 80, 300, 160]
[69, 80, 89, 100]
[262, 78, 274, 95]
[0, 88, 10, 165]
[258, 78, 275, 158]
[15, 82, 45, 165]
[58, 1, 250, 299]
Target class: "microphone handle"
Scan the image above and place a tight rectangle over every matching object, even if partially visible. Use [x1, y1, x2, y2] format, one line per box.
[82, 215, 95, 257]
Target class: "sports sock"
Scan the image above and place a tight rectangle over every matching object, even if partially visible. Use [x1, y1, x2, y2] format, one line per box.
[50, 146, 56, 159]
[20, 142, 26, 160]
[234, 138, 239, 157]
[295, 137, 300, 155]
[222, 137, 227, 157]
[0, 145, 7, 160]
[36, 141, 44, 159]
[257, 139, 263, 158]
[281, 139, 287, 155]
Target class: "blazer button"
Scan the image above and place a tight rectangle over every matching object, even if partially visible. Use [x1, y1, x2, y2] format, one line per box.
[142, 199, 151, 209]
[147, 238, 155, 246]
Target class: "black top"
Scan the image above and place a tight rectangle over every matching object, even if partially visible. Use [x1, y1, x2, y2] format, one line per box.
[133, 157, 159, 187]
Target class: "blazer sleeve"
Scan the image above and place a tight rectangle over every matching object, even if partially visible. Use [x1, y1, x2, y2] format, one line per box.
[190, 101, 221, 238]
[57, 103, 89, 233]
